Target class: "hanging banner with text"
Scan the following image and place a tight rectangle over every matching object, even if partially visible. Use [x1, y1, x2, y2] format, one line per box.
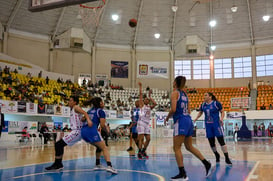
[155, 112, 168, 125]
[137, 61, 169, 79]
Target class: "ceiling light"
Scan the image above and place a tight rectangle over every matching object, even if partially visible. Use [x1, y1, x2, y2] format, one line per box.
[209, 20, 216, 27]
[210, 45, 216, 51]
[112, 14, 119, 21]
[231, 5, 238, 13]
[263, 15, 270, 22]
[154, 33, 160, 39]
[171, 5, 178, 12]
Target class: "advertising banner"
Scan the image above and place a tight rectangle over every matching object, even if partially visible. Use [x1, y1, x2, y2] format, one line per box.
[137, 61, 169, 79]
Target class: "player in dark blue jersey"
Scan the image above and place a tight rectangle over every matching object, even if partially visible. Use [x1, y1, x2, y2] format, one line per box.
[165, 76, 213, 180]
[194, 92, 232, 165]
[81, 97, 117, 174]
[127, 100, 141, 151]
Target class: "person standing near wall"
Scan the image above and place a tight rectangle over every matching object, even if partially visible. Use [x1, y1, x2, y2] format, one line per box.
[0, 107, 5, 139]
[194, 92, 232, 165]
[253, 122, 258, 137]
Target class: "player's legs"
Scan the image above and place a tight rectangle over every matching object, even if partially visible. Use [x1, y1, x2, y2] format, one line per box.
[137, 134, 144, 159]
[208, 137, 220, 163]
[127, 132, 133, 151]
[93, 141, 118, 174]
[184, 136, 213, 177]
[216, 136, 232, 165]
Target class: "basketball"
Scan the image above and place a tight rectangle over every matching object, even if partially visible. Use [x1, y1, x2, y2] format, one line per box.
[129, 18, 137, 28]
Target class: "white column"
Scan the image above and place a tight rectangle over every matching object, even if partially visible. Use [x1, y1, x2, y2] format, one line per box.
[3, 32, 8, 54]
[131, 48, 136, 88]
[251, 45, 257, 89]
[48, 42, 54, 71]
[169, 49, 174, 91]
[210, 57, 215, 88]
[91, 46, 96, 83]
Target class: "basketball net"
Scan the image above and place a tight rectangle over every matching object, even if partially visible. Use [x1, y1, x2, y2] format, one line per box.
[79, 0, 105, 29]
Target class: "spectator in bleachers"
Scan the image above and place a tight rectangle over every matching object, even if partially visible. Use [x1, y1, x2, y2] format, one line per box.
[261, 123, 265, 136]
[46, 76, 49, 84]
[38, 71, 42, 78]
[4, 66, 9, 74]
[269, 104, 273, 110]
[82, 78, 86, 87]
[260, 104, 266, 110]
[26, 72, 31, 78]
[14, 68, 18, 74]
[40, 123, 50, 144]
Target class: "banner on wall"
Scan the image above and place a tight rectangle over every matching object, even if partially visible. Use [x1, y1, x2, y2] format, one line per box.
[137, 61, 169, 79]
[0, 100, 9, 113]
[111, 61, 128, 78]
[62, 106, 70, 117]
[155, 112, 168, 125]
[2, 121, 9, 132]
[46, 105, 54, 114]
[8, 121, 28, 132]
[38, 103, 46, 114]
[78, 73, 91, 86]
[109, 110, 117, 118]
[123, 111, 131, 119]
[95, 74, 108, 87]
[3, 101, 18, 113]
[17, 101, 26, 113]
[27, 103, 37, 114]
[54, 105, 63, 115]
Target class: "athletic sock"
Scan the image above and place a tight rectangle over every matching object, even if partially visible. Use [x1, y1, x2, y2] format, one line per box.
[179, 167, 186, 175]
[96, 159, 100, 165]
[214, 151, 220, 162]
[107, 162, 112, 167]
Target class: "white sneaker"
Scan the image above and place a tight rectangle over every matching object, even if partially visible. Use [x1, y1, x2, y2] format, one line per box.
[106, 166, 118, 174]
[93, 164, 105, 170]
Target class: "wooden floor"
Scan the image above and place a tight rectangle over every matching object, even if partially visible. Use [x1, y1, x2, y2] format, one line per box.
[0, 137, 272, 181]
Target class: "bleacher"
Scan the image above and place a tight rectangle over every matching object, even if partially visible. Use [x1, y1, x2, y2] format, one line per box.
[257, 85, 273, 110]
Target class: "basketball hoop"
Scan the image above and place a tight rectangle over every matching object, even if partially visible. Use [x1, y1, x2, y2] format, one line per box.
[78, 0, 105, 28]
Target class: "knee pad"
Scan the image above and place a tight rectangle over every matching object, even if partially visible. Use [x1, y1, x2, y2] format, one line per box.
[55, 139, 67, 156]
[208, 138, 216, 148]
[217, 136, 226, 146]
[96, 147, 102, 153]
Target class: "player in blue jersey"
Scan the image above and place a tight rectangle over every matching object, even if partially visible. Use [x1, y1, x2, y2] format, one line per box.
[81, 97, 117, 174]
[127, 100, 141, 151]
[165, 76, 213, 181]
[194, 92, 232, 165]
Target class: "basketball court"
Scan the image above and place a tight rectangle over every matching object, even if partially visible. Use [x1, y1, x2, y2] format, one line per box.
[0, 137, 272, 181]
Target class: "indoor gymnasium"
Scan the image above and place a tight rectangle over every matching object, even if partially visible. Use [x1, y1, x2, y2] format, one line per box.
[0, 0, 273, 180]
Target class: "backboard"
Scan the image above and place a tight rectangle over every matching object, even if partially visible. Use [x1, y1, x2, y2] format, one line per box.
[29, 0, 99, 12]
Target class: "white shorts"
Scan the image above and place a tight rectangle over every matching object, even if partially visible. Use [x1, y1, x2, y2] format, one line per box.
[63, 130, 81, 146]
[137, 123, 150, 135]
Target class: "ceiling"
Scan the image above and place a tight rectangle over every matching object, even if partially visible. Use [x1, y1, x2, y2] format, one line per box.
[0, 0, 273, 49]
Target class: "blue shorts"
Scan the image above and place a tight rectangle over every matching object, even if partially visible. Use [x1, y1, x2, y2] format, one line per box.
[81, 126, 103, 143]
[205, 123, 224, 138]
[173, 116, 193, 137]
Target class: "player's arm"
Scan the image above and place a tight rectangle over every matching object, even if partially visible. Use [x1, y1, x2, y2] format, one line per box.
[220, 109, 225, 125]
[164, 90, 178, 125]
[138, 82, 144, 108]
[194, 111, 203, 123]
[74, 105, 93, 127]
[149, 90, 157, 110]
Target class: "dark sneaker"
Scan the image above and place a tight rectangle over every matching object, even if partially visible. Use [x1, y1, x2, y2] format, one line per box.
[171, 173, 188, 181]
[45, 163, 63, 171]
[142, 151, 149, 159]
[205, 162, 214, 177]
[225, 158, 232, 165]
[137, 152, 143, 159]
[127, 147, 133, 151]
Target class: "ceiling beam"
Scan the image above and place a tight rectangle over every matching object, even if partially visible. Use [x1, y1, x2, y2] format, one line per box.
[52, 7, 66, 41]
[94, 0, 109, 45]
[246, 0, 255, 45]
[6, 0, 23, 31]
[132, 0, 144, 49]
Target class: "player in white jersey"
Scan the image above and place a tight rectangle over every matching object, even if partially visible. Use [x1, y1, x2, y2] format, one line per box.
[45, 96, 92, 171]
[137, 82, 157, 159]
